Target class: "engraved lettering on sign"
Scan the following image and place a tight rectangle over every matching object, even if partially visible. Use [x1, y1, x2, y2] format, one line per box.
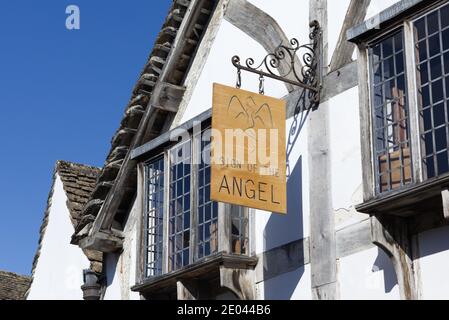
[211, 83, 286, 214]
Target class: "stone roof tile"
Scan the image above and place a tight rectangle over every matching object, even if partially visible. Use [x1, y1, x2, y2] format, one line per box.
[0, 271, 31, 300]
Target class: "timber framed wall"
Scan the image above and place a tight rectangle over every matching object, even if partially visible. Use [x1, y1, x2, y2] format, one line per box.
[92, 0, 449, 300]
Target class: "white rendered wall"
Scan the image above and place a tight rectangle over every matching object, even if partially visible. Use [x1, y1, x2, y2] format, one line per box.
[257, 265, 312, 300]
[103, 253, 122, 300]
[339, 247, 400, 300]
[27, 175, 90, 300]
[367, 0, 401, 21]
[327, 0, 352, 61]
[417, 226, 449, 300]
[329, 87, 368, 230]
[103, 198, 140, 300]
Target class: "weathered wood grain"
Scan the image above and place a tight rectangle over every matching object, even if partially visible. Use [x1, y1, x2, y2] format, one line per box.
[211, 83, 287, 213]
[220, 265, 255, 300]
[286, 60, 358, 118]
[371, 215, 418, 300]
[308, 0, 337, 301]
[336, 218, 373, 258]
[255, 238, 309, 283]
[254, 218, 378, 283]
[135, 165, 146, 283]
[356, 44, 375, 201]
[87, 0, 204, 245]
[441, 189, 449, 220]
[320, 60, 359, 103]
[404, 21, 423, 183]
[329, 0, 371, 72]
[224, 0, 302, 92]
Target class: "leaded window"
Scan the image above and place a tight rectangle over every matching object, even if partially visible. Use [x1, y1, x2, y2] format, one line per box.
[197, 131, 219, 259]
[367, 2, 449, 196]
[370, 30, 412, 193]
[142, 127, 250, 279]
[168, 140, 191, 271]
[144, 157, 164, 277]
[231, 206, 249, 255]
[414, 4, 449, 179]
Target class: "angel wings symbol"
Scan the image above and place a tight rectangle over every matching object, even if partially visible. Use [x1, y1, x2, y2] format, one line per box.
[226, 95, 275, 156]
[227, 95, 274, 130]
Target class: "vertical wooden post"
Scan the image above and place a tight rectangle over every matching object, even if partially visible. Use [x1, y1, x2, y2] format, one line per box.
[404, 20, 423, 183]
[190, 125, 201, 263]
[220, 266, 255, 300]
[441, 189, 449, 220]
[356, 43, 375, 201]
[218, 203, 232, 253]
[135, 164, 145, 284]
[177, 280, 198, 300]
[308, 0, 337, 300]
[163, 151, 170, 274]
[370, 215, 418, 300]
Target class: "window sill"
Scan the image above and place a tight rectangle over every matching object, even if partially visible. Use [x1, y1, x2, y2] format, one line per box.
[131, 252, 258, 298]
[356, 174, 449, 216]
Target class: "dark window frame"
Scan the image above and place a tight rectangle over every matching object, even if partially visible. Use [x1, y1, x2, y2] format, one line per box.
[413, 4, 449, 180]
[143, 155, 165, 278]
[140, 124, 251, 281]
[168, 139, 192, 271]
[368, 28, 414, 194]
[364, 1, 449, 198]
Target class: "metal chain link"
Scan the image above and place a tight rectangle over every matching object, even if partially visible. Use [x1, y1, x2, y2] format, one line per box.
[236, 68, 242, 89]
[259, 74, 265, 95]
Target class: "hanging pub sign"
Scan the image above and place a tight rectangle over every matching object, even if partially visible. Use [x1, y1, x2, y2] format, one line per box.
[210, 83, 287, 214]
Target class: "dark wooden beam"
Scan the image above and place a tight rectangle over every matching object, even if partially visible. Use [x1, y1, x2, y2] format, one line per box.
[80, 231, 123, 253]
[153, 83, 186, 113]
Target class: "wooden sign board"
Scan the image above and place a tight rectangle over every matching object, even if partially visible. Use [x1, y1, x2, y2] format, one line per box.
[211, 83, 287, 214]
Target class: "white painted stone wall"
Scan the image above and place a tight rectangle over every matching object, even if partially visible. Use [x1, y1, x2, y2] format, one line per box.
[416, 226, 449, 300]
[256, 265, 312, 300]
[103, 253, 122, 300]
[339, 247, 400, 300]
[367, 0, 402, 21]
[27, 174, 90, 300]
[103, 195, 140, 300]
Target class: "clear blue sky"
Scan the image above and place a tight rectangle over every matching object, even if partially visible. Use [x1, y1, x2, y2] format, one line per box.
[0, 0, 171, 275]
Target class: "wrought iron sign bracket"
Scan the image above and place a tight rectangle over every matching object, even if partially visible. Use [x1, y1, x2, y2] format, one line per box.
[232, 21, 322, 106]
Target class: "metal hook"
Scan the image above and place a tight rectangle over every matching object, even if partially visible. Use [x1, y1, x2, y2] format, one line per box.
[259, 74, 265, 95]
[236, 68, 242, 89]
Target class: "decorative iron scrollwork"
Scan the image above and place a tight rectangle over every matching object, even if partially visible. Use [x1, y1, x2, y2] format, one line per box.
[232, 21, 322, 105]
